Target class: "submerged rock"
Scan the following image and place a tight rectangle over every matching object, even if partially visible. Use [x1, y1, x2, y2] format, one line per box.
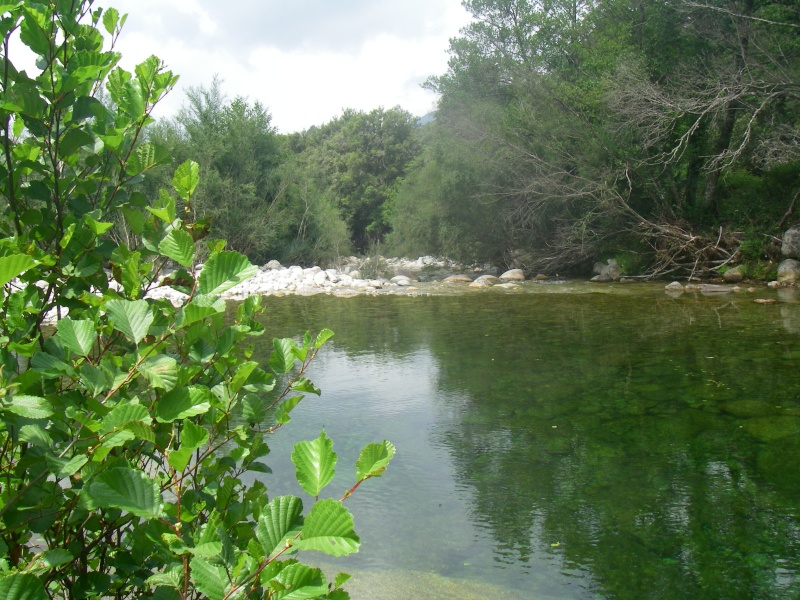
[743, 416, 800, 442]
[699, 284, 734, 295]
[721, 400, 779, 419]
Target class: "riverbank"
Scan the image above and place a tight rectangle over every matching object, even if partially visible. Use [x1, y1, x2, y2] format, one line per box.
[140, 255, 799, 305]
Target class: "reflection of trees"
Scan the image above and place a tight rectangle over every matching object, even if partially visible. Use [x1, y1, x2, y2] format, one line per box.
[424, 293, 800, 598]
[252, 291, 800, 598]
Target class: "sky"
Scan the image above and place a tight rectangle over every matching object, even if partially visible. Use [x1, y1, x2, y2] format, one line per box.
[100, 0, 473, 133]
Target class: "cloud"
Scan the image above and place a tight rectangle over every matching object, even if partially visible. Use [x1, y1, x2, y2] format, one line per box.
[99, 0, 471, 131]
[112, 0, 454, 53]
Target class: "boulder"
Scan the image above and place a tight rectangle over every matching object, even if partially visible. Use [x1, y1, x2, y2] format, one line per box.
[592, 258, 622, 281]
[499, 269, 526, 281]
[782, 225, 800, 258]
[391, 276, 412, 286]
[263, 260, 283, 270]
[475, 274, 500, 284]
[723, 266, 745, 283]
[777, 259, 800, 284]
[469, 279, 493, 288]
[443, 274, 473, 283]
[665, 281, 684, 292]
[534, 274, 549, 281]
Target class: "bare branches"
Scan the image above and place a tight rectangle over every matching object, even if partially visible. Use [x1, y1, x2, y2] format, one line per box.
[683, 2, 800, 29]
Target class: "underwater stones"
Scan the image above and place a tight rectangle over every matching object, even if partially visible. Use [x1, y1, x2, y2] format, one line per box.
[743, 416, 800, 442]
[757, 438, 800, 495]
[699, 284, 734, 295]
[721, 400, 779, 419]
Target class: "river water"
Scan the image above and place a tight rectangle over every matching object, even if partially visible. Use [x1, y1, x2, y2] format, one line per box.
[249, 283, 800, 599]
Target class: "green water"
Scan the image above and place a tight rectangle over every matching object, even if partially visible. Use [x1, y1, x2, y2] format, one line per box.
[250, 284, 800, 599]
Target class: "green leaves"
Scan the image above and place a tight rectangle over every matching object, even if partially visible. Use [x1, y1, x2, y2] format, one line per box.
[0, 4, 390, 597]
[3, 395, 53, 419]
[257, 495, 304, 557]
[356, 440, 396, 481]
[158, 229, 195, 267]
[126, 142, 172, 176]
[189, 557, 227, 600]
[85, 467, 163, 519]
[105, 299, 153, 345]
[294, 499, 360, 557]
[292, 430, 337, 498]
[173, 159, 200, 201]
[0, 573, 48, 600]
[157, 387, 212, 423]
[197, 250, 257, 296]
[56, 318, 97, 356]
[0, 253, 36, 287]
[137, 355, 178, 391]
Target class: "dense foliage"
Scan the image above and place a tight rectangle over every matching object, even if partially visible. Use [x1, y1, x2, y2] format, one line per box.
[150, 0, 798, 277]
[386, 0, 800, 276]
[0, 2, 392, 598]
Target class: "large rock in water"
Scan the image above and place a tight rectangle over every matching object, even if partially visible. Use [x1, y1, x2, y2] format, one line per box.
[591, 258, 622, 282]
[723, 265, 745, 283]
[499, 269, 526, 281]
[782, 225, 800, 258]
[443, 274, 473, 283]
[777, 259, 800, 284]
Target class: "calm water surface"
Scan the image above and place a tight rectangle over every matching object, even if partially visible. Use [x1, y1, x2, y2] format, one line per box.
[249, 284, 800, 599]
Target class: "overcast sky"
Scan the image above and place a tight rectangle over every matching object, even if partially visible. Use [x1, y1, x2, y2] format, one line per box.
[100, 0, 472, 133]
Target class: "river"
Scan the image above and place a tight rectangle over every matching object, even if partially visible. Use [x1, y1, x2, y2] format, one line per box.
[244, 283, 800, 599]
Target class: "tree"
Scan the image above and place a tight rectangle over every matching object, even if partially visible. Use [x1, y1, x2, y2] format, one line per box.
[287, 107, 422, 252]
[0, 2, 392, 598]
[145, 78, 289, 264]
[405, 0, 799, 276]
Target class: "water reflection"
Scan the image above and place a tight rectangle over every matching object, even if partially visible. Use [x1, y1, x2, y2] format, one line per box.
[253, 288, 800, 599]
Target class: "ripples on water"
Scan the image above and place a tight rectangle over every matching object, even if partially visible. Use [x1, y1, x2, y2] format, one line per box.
[250, 286, 800, 599]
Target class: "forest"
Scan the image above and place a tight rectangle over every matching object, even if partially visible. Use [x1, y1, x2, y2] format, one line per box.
[141, 0, 799, 279]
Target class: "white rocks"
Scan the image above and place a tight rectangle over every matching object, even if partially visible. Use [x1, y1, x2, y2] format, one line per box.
[665, 281, 684, 291]
[777, 259, 800, 284]
[499, 269, 526, 281]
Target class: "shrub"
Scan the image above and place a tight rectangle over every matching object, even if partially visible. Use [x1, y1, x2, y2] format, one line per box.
[0, 3, 391, 598]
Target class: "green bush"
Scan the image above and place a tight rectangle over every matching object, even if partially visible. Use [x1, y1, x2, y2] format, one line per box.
[0, 3, 391, 598]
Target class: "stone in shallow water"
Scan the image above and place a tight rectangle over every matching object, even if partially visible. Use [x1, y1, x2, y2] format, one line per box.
[721, 400, 779, 418]
[757, 438, 800, 495]
[499, 268, 526, 281]
[443, 274, 473, 283]
[744, 416, 800, 442]
[665, 281, 684, 291]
